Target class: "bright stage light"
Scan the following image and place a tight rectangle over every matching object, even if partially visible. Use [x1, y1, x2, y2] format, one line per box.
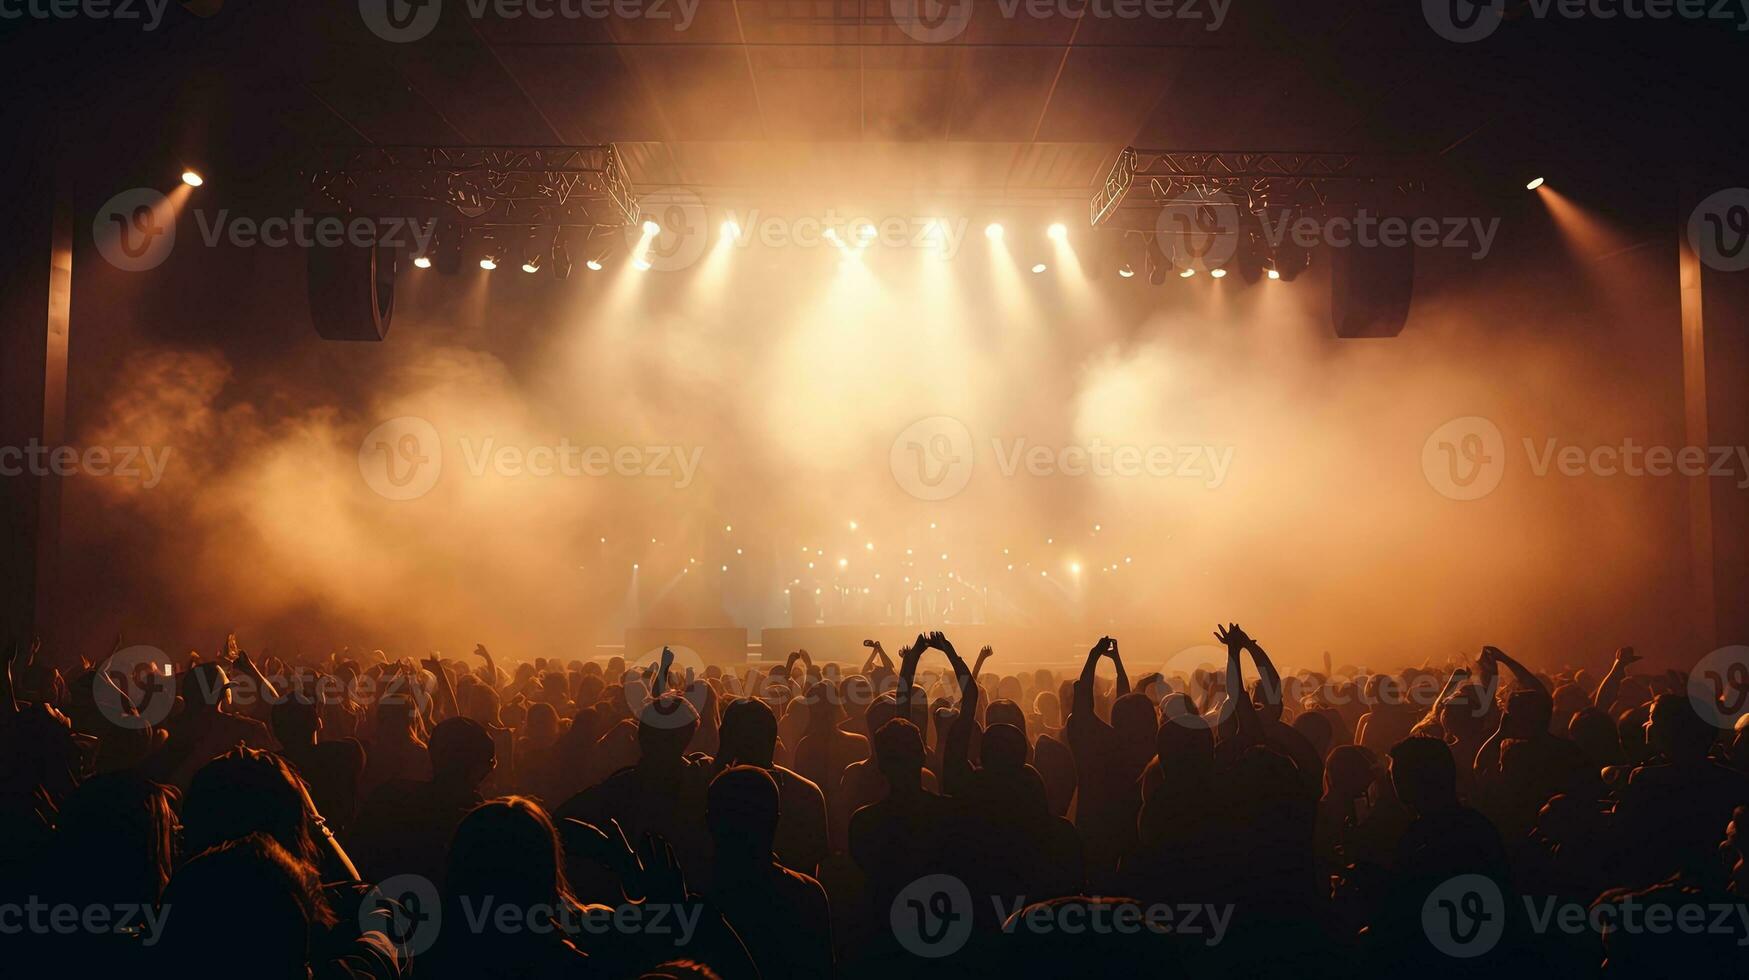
[985, 223, 1004, 240]
[1526, 177, 1546, 190]
[1047, 222, 1067, 241]
[856, 223, 876, 243]
[1267, 267, 1281, 280]
[1179, 267, 1196, 278]
[181, 170, 204, 187]
[1210, 267, 1228, 279]
[1031, 263, 1047, 274]
[479, 257, 498, 271]
[413, 255, 432, 269]
[722, 220, 740, 240]
[1118, 265, 1135, 278]
[586, 259, 603, 271]
[642, 219, 660, 235]
[521, 257, 541, 274]
[632, 258, 652, 271]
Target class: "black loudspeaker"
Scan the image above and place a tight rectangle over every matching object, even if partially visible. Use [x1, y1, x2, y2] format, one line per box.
[1330, 240, 1415, 338]
[308, 233, 395, 342]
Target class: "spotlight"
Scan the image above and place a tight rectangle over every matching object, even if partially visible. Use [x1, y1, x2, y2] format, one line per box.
[1267, 267, 1281, 280]
[1118, 265, 1135, 278]
[1179, 267, 1196, 278]
[479, 257, 498, 271]
[1526, 177, 1545, 191]
[633, 258, 652, 271]
[521, 255, 542, 274]
[722, 219, 740, 240]
[413, 255, 432, 269]
[824, 227, 843, 248]
[856, 223, 876, 244]
[985, 223, 1004, 241]
[642, 219, 660, 236]
[181, 170, 204, 187]
[586, 259, 604, 272]
[1210, 267, 1227, 279]
[1031, 263, 1047, 274]
[1047, 222, 1067, 241]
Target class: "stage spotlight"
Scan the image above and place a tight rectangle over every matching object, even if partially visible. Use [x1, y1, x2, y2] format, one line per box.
[1526, 177, 1545, 190]
[181, 169, 204, 187]
[586, 259, 603, 272]
[1118, 264, 1135, 278]
[856, 222, 876, 244]
[1210, 267, 1227, 279]
[632, 257, 652, 271]
[985, 223, 1004, 241]
[1267, 267, 1281, 280]
[479, 256, 498, 271]
[1031, 263, 1047, 274]
[1179, 267, 1196, 278]
[824, 227, 843, 248]
[413, 255, 432, 269]
[1047, 222, 1068, 241]
[521, 255, 542, 274]
[722, 219, 740, 241]
[642, 219, 660, 236]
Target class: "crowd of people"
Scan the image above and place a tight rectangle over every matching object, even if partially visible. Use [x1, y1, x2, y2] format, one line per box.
[2, 626, 1747, 978]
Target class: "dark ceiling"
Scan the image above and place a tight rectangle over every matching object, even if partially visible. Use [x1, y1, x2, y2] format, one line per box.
[7, 1, 1744, 208]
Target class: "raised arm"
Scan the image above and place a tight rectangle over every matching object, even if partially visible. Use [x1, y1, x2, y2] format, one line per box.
[1216, 623, 1262, 744]
[1109, 638, 1130, 698]
[1593, 646, 1637, 710]
[1482, 645, 1548, 701]
[940, 635, 977, 796]
[1243, 635, 1283, 722]
[894, 634, 928, 728]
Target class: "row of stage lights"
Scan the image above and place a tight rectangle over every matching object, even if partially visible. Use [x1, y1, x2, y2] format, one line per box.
[405, 175, 1553, 280]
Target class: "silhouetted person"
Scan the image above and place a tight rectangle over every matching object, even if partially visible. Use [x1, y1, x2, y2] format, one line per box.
[351, 716, 496, 884]
[705, 765, 834, 979]
[712, 696, 828, 874]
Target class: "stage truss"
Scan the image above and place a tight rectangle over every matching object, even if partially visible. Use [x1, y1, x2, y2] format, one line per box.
[1090, 147, 1427, 230]
[301, 145, 640, 230]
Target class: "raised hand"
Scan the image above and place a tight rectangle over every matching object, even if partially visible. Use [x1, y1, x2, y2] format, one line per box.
[562, 817, 637, 878]
[1613, 646, 1640, 669]
[1214, 623, 1252, 650]
[975, 645, 994, 666]
[633, 832, 688, 907]
[473, 644, 492, 660]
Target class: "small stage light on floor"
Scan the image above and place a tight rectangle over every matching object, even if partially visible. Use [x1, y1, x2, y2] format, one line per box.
[181, 169, 204, 187]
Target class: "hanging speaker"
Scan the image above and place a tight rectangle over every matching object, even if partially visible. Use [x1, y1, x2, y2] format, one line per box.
[1330, 239, 1415, 338]
[307, 230, 395, 342]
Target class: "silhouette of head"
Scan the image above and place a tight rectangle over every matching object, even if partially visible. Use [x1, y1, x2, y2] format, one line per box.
[1504, 688, 1554, 737]
[865, 693, 898, 737]
[717, 697, 779, 768]
[1646, 693, 1716, 763]
[271, 698, 322, 749]
[872, 718, 925, 785]
[447, 796, 573, 912]
[707, 765, 781, 856]
[985, 698, 1026, 738]
[1388, 735, 1458, 815]
[183, 747, 320, 866]
[637, 693, 701, 761]
[1292, 709, 1334, 759]
[1155, 712, 1215, 780]
[1568, 706, 1623, 767]
[981, 723, 1027, 773]
[803, 681, 843, 733]
[157, 833, 332, 979]
[54, 771, 177, 906]
[428, 716, 496, 790]
[1112, 692, 1158, 748]
[1325, 744, 1378, 800]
